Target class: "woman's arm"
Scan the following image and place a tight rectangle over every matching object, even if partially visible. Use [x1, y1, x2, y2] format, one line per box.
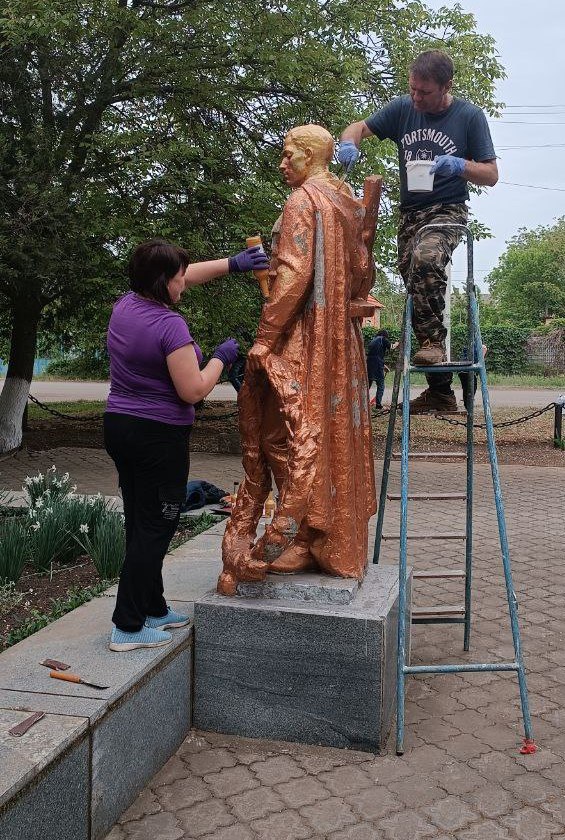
[166, 344, 224, 403]
[184, 259, 230, 288]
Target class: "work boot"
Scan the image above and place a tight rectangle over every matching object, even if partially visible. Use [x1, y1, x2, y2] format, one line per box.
[408, 388, 459, 414]
[412, 340, 445, 366]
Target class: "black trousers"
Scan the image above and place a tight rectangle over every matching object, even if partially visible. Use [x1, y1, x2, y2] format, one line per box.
[104, 413, 190, 632]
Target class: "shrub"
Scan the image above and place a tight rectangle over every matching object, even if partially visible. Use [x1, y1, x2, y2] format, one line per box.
[0, 517, 29, 583]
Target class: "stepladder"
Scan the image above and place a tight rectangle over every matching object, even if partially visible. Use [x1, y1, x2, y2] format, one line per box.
[372, 223, 536, 756]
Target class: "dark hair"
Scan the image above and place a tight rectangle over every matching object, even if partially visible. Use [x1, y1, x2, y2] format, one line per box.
[377, 329, 390, 339]
[128, 238, 190, 305]
[410, 50, 454, 87]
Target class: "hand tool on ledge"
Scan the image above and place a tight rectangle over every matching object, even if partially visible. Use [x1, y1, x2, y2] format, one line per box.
[40, 658, 70, 671]
[9, 712, 45, 737]
[49, 670, 108, 690]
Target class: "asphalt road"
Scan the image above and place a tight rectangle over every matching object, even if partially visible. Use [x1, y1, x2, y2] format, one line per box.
[12, 379, 563, 408]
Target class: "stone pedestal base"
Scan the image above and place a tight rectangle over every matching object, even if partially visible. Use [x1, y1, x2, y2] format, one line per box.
[193, 565, 410, 753]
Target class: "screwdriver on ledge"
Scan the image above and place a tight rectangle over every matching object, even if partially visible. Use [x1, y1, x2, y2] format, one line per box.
[49, 670, 108, 690]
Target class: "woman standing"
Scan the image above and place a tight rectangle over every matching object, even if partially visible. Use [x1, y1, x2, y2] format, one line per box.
[105, 238, 267, 651]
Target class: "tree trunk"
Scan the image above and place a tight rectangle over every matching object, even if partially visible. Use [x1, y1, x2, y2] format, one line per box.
[0, 298, 42, 453]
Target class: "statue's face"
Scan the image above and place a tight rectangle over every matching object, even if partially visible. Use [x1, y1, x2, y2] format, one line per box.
[279, 138, 310, 188]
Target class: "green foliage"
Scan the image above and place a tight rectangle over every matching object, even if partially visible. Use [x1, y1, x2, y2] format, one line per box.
[0, 517, 29, 583]
[0, 0, 504, 376]
[23, 465, 73, 506]
[74, 511, 125, 579]
[362, 323, 532, 373]
[45, 354, 110, 380]
[488, 218, 565, 325]
[1, 581, 112, 649]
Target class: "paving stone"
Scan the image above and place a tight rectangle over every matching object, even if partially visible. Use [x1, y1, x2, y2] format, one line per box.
[118, 789, 161, 823]
[468, 751, 524, 782]
[442, 733, 490, 760]
[379, 809, 438, 840]
[423, 796, 481, 832]
[250, 809, 313, 840]
[150, 755, 191, 788]
[203, 765, 259, 797]
[392, 776, 446, 808]
[104, 828, 126, 840]
[300, 797, 358, 834]
[501, 773, 560, 805]
[250, 755, 306, 785]
[203, 825, 256, 840]
[540, 796, 565, 823]
[122, 812, 184, 840]
[176, 799, 235, 837]
[466, 784, 518, 819]
[227, 786, 286, 821]
[154, 776, 210, 812]
[345, 786, 402, 820]
[430, 760, 486, 795]
[328, 823, 388, 840]
[499, 806, 562, 839]
[318, 764, 373, 796]
[275, 776, 332, 808]
[186, 748, 238, 776]
[455, 819, 512, 839]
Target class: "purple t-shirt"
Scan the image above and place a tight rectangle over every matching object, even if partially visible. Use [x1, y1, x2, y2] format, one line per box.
[106, 292, 203, 426]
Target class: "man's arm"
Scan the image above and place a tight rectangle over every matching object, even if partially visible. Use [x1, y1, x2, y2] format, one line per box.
[461, 158, 498, 187]
[340, 120, 375, 146]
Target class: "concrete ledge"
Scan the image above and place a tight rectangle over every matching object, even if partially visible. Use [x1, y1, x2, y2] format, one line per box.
[0, 525, 224, 840]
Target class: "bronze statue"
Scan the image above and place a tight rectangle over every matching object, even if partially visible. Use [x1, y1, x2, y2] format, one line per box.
[218, 124, 382, 596]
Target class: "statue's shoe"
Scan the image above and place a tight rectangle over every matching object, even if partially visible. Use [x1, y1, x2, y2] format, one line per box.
[268, 542, 316, 575]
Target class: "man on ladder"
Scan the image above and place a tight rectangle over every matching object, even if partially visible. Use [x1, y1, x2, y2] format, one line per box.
[338, 49, 498, 413]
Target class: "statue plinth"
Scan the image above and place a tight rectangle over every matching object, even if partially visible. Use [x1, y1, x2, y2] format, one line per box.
[194, 565, 411, 753]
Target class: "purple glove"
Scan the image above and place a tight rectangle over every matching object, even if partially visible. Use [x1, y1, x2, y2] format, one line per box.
[212, 338, 239, 367]
[430, 155, 466, 177]
[228, 245, 269, 273]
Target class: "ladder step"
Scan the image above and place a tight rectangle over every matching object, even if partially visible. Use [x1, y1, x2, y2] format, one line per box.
[382, 532, 466, 540]
[412, 605, 466, 619]
[408, 362, 479, 374]
[413, 569, 466, 579]
[392, 451, 467, 459]
[387, 493, 467, 501]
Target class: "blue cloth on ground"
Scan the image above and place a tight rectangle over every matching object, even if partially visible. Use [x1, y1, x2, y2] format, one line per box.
[182, 480, 228, 512]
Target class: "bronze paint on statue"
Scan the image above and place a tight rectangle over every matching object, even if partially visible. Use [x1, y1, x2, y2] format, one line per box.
[217, 125, 382, 596]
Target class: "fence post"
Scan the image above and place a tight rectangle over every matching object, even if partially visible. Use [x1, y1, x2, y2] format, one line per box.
[554, 395, 565, 447]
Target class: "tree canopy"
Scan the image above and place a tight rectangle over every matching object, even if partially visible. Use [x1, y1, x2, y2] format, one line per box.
[487, 218, 565, 326]
[0, 0, 504, 449]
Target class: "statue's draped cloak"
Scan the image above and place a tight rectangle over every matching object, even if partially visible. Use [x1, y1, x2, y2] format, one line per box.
[219, 176, 376, 589]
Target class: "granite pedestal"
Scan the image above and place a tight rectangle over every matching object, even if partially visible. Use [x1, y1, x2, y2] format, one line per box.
[194, 565, 410, 753]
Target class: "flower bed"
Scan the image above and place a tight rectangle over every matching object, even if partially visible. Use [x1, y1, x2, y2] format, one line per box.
[0, 467, 219, 650]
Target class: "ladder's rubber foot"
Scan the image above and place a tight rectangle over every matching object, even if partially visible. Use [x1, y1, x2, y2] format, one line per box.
[519, 738, 537, 755]
[396, 748, 405, 756]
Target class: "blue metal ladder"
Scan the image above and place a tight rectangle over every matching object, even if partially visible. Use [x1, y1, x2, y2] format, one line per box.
[372, 224, 536, 756]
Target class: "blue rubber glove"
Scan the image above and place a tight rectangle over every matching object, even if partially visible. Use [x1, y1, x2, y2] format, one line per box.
[337, 140, 360, 170]
[430, 155, 466, 177]
[212, 338, 239, 367]
[228, 245, 269, 274]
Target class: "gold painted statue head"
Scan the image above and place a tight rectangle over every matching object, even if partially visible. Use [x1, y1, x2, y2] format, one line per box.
[279, 124, 335, 189]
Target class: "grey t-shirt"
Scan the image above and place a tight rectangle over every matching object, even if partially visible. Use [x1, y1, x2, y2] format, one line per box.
[365, 95, 496, 210]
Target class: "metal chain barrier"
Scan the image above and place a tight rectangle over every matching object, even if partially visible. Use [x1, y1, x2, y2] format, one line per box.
[27, 393, 239, 424]
[371, 402, 557, 429]
[28, 394, 104, 421]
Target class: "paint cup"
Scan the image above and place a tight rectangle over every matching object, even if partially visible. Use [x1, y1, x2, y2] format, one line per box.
[406, 160, 435, 192]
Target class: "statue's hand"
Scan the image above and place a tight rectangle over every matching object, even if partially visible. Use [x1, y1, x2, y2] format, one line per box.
[246, 343, 270, 375]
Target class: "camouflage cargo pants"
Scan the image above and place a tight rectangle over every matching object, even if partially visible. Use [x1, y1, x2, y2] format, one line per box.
[398, 203, 468, 393]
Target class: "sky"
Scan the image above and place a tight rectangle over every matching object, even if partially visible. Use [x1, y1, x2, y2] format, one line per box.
[423, 0, 565, 290]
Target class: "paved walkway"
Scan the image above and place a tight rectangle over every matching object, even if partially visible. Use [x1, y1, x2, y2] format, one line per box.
[1, 449, 564, 839]
[17, 379, 564, 409]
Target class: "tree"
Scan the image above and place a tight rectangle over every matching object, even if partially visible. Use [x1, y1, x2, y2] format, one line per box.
[488, 218, 565, 326]
[0, 0, 503, 452]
